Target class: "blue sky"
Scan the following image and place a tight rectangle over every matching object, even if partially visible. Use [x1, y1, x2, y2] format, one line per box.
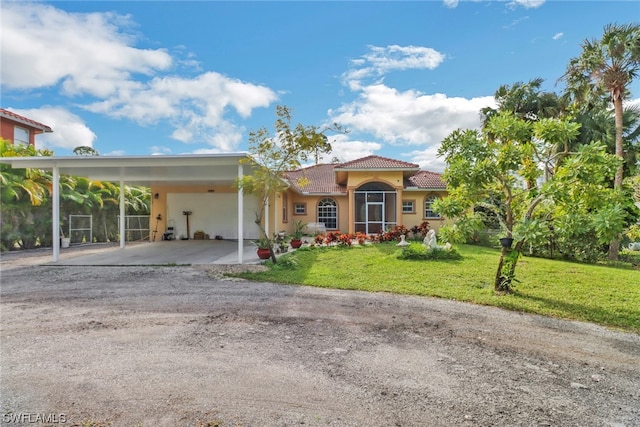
[2, 1, 639, 172]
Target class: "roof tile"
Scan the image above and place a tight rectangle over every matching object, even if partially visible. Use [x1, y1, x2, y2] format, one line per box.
[405, 170, 446, 189]
[335, 155, 419, 170]
[0, 108, 53, 132]
[285, 156, 445, 193]
[284, 164, 346, 194]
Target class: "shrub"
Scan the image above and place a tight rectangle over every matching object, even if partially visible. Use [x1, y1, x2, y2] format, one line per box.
[397, 242, 462, 261]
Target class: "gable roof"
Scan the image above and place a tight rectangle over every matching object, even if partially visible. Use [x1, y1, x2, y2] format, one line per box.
[405, 170, 446, 189]
[334, 155, 419, 171]
[284, 164, 345, 194]
[0, 108, 53, 133]
[284, 155, 445, 194]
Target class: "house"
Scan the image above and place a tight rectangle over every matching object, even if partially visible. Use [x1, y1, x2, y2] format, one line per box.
[146, 155, 448, 242]
[0, 108, 53, 147]
[0, 152, 448, 263]
[278, 155, 448, 236]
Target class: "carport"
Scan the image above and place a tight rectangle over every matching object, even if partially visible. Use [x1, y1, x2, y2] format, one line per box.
[0, 153, 261, 264]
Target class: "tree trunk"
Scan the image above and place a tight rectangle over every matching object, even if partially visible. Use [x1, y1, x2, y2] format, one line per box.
[608, 95, 625, 260]
[494, 241, 523, 293]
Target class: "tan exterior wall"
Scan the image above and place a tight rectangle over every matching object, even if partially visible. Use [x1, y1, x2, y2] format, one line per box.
[276, 188, 450, 236]
[276, 192, 349, 234]
[150, 171, 450, 240]
[400, 190, 450, 232]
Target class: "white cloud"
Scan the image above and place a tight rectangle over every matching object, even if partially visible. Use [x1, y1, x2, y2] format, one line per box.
[403, 146, 447, 173]
[330, 84, 494, 146]
[1, 3, 278, 153]
[508, 0, 545, 9]
[149, 146, 173, 155]
[343, 45, 446, 90]
[8, 107, 97, 151]
[325, 134, 383, 163]
[443, 0, 459, 8]
[552, 32, 564, 40]
[0, 3, 172, 96]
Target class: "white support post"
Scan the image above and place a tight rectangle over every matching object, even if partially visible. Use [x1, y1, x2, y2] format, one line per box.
[52, 165, 60, 262]
[119, 179, 125, 249]
[237, 163, 244, 264]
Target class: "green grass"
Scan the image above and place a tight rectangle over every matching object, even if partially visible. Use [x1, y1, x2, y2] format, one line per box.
[237, 243, 640, 333]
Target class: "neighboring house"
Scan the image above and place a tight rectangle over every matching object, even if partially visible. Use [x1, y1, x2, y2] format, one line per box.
[0, 108, 53, 147]
[279, 155, 448, 235]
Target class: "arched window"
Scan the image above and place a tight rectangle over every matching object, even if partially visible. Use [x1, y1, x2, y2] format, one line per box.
[317, 198, 338, 230]
[424, 195, 441, 218]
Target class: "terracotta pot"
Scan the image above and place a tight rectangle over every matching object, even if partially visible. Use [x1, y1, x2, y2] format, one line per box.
[257, 248, 271, 259]
[290, 239, 303, 249]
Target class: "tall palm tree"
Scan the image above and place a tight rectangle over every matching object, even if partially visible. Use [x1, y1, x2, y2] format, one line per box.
[561, 23, 640, 259]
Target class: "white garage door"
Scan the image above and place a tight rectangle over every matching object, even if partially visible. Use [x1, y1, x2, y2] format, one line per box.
[166, 193, 260, 240]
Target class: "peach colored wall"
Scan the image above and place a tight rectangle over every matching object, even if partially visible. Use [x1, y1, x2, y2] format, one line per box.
[345, 170, 404, 189]
[277, 192, 349, 233]
[275, 188, 450, 235]
[150, 177, 450, 240]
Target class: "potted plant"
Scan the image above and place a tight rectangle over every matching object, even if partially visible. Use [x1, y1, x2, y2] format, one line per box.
[254, 236, 273, 260]
[289, 220, 306, 249]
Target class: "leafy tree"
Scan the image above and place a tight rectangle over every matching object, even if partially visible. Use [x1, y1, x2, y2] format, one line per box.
[236, 105, 343, 262]
[73, 145, 100, 156]
[561, 23, 640, 259]
[435, 112, 623, 293]
[481, 78, 565, 126]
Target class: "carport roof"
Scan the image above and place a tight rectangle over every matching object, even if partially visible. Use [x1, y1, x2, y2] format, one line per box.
[0, 153, 255, 186]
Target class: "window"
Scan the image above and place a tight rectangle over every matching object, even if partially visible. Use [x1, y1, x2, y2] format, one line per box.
[402, 200, 415, 213]
[294, 203, 306, 215]
[424, 196, 441, 218]
[14, 127, 29, 145]
[317, 198, 337, 230]
[282, 193, 288, 223]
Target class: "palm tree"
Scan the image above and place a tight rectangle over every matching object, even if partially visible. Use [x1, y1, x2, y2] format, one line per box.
[561, 23, 640, 259]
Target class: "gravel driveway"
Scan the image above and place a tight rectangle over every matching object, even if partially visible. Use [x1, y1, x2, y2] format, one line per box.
[1, 253, 639, 426]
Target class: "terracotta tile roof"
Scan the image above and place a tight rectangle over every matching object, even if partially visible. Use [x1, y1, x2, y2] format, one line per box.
[0, 108, 53, 132]
[284, 164, 346, 194]
[335, 155, 419, 170]
[285, 156, 446, 193]
[405, 170, 446, 189]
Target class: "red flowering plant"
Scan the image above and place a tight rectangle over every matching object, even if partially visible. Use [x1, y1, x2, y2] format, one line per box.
[410, 221, 430, 240]
[324, 231, 341, 245]
[314, 234, 325, 245]
[355, 232, 368, 245]
[337, 232, 356, 246]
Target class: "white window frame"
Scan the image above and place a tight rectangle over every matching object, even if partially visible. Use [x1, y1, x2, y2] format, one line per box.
[14, 126, 29, 145]
[424, 195, 441, 219]
[294, 203, 306, 215]
[317, 198, 338, 230]
[402, 200, 415, 213]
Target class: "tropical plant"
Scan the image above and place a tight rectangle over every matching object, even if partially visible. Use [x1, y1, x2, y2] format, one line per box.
[290, 219, 307, 240]
[235, 105, 345, 262]
[561, 23, 640, 259]
[435, 111, 625, 293]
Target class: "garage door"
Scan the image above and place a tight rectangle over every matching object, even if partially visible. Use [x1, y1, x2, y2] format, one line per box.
[166, 193, 260, 240]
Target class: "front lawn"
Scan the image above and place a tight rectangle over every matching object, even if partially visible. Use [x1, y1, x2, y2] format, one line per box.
[237, 243, 640, 333]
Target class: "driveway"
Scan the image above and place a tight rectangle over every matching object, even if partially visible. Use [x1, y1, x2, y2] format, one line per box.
[0, 255, 639, 426]
[0, 240, 261, 268]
